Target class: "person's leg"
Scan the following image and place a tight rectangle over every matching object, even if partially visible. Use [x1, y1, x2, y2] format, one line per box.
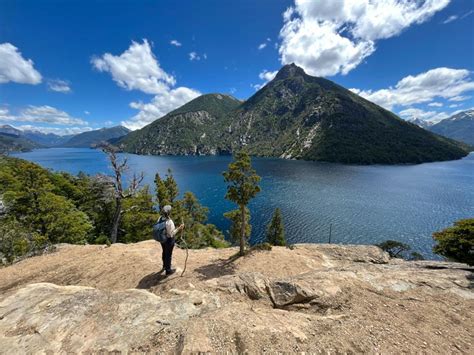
[160, 241, 166, 272]
[163, 238, 174, 272]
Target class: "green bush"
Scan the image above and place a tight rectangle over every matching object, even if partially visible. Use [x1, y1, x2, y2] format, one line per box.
[433, 218, 474, 265]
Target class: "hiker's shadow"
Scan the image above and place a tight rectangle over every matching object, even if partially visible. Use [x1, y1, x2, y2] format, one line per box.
[194, 254, 239, 281]
[136, 271, 168, 289]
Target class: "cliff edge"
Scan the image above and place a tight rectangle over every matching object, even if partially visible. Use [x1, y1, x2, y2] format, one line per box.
[0, 241, 472, 353]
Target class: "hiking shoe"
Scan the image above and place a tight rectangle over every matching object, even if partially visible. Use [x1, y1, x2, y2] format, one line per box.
[166, 269, 176, 276]
[158, 268, 165, 274]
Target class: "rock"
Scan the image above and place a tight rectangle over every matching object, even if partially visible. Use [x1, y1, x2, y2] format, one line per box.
[207, 272, 269, 300]
[0, 283, 220, 353]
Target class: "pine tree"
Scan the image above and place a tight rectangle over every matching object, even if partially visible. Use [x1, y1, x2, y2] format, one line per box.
[266, 208, 286, 246]
[165, 169, 179, 203]
[154, 172, 170, 211]
[223, 151, 261, 256]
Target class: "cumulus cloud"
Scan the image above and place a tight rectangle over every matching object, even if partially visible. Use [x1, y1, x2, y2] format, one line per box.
[0, 43, 42, 84]
[122, 87, 200, 130]
[93, 40, 201, 130]
[47, 79, 71, 93]
[0, 105, 87, 125]
[350, 67, 474, 110]
[17, 124, 93, 136]
[278, 0, 450, 77]
[91, 40, 175, 94]
[252, 69, 278, 91]
[427, 102, 443, 107]
[170, 40, 182, 47]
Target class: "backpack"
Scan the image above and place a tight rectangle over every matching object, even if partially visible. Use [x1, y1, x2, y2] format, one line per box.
[153, 217, 169, 243]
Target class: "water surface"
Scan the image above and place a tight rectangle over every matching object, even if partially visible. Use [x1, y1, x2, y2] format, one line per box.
[12, 148, 474, 259]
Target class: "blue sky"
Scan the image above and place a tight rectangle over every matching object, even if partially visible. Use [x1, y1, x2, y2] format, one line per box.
[0, 0, 473, 134]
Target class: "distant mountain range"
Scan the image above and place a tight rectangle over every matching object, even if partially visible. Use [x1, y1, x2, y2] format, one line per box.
[0, 125, 130, 152]
[0, 132, 40, 153]
[60, 126, 130, 148]
[118, 64, 469, 164]
[428, 109, 473, 146]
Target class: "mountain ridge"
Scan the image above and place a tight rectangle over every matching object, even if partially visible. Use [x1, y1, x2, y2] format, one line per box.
[118, 64, 469, 164]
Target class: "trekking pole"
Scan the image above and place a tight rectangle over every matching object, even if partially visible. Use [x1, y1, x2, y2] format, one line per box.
[180, 217, 189, 277]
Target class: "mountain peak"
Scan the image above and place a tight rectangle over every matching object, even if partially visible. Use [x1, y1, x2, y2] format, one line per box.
[274, 63, 307, 81]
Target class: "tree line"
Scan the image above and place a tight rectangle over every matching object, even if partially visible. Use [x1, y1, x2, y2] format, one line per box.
[0, 147, 471, 265]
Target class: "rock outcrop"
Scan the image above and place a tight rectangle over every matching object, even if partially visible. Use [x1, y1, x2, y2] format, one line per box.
[0, 241, 472, 353]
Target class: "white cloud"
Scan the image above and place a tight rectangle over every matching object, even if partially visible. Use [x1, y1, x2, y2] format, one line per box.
[122, 87, 200, 130]
[351, 67, 474, 110]
[170, 40, 182, 47]
[278, 0, 450, 77]
[91, 40, 175, 95]
[47, 79, 71, 93]
[442, 15, 458, 24]
[442, 10, 474, 24]
[427, 102, 443, 107]
[449, 103, 460, 108]
[449, 95, 470, 102]
[0, 105, 87, 125]
[399, 108, 449, 123]
[258, 43, 267, 50]
[84, 110, 90, 115]
[16, 125, 92, 136]
[189, 52, 200, 61]
[253, 69, 278, 91]
[94, 39, 201, 130]
[104, 120, 113, 126]
[0, 43, 42, 84]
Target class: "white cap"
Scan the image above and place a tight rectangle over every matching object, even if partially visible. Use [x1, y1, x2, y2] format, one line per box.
[162, 205, 172, 214]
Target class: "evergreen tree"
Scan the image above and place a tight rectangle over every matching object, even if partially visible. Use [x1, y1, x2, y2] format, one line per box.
[165, 168, 179, 203]
[266, 208, 286, 246]
[223, 151, 261, 255]
[224, 208, 251, 247]
[154, 172, 170, 211]
[121, 185, 159, 243]
[433, 218, 474, 265]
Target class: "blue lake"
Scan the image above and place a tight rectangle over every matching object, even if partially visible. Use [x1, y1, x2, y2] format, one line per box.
[12, 148, 474, 259]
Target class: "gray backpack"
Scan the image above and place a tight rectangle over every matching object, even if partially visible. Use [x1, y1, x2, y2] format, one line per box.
[153, 217, 168, 243]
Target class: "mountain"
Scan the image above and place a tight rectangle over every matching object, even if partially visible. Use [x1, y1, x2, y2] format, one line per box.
[0, 125, 71, 147]
[61, 126, 130, 148]
[119, 94, 242, 155]
[119, 64, 470, 164]
[408, 118, 434, 129]
[0, 132, 40, 153]
[23, 131, 73, 147]
[428, 109, 474, 146]
[0, 125, 23, 136]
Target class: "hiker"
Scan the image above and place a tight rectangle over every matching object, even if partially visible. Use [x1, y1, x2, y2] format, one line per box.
[155, 205, 185, 276]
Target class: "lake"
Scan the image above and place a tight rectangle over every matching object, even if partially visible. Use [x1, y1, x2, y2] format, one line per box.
[12, 148, 474, 259]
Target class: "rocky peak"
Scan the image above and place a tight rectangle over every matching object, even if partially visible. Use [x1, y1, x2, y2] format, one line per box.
[274, 63, 308, 81]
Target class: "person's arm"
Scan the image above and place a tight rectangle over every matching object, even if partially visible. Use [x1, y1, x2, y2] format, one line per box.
[166, 219, 184, 238]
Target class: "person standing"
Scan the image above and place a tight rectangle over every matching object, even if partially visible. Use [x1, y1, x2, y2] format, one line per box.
[157, 205, 184, 276]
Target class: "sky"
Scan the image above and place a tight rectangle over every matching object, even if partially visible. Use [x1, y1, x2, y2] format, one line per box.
[0, 0, 473, 135]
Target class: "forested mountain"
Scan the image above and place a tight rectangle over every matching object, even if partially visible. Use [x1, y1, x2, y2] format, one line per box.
[428, 109, 474, 146]
[120, 64, 470, 164]
[61, 126, 130, 148]
[119, 94, 241, 155]
[0, 132, 40, 153]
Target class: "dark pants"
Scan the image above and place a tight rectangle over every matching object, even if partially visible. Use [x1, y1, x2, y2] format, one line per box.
[160, 237, 175, 271]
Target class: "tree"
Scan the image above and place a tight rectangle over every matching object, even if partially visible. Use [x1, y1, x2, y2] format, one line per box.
[266, 208, 286, 246]
[223, 151, 261, 255]
[101, 143, 143, 243]
[165, 168, 179, 203]
[433, 218, 474, 265]
[224, 208, 251, 247]
[376, 240, 411, 258]
[376, 240, 425, 261]
[154, 172, 170, 211]
[121, 186, 159, 243]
